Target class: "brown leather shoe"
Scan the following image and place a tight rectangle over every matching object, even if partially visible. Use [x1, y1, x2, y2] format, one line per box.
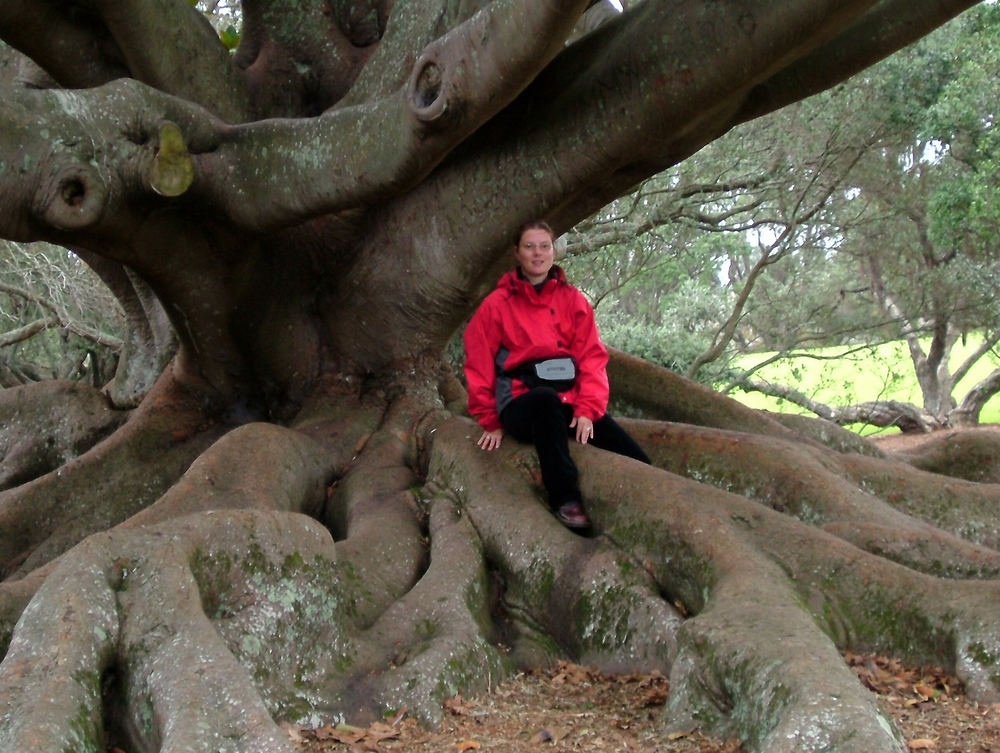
[556, 501, 591, 529]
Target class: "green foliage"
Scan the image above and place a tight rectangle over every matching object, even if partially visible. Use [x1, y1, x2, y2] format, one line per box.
[731, 337, 1000, 431]
[592, 279, 736, 383]
[190, 0, 242, 49]
[922, 3, 1000, 258]
[0, 242, 123, 387]
[219, 25, 240, 50]
[566, 4, 1000, 424]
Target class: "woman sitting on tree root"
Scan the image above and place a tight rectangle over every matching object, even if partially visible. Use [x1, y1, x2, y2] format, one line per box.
[464, 220, 650, 529]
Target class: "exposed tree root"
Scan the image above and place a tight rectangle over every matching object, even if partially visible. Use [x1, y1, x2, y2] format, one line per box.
[0, 534, 121, 752]
[0, 511, 331, 753]
[426, 416, 682, 674]
[578, 441, 999, 751]
[113, 514, 306, 753]
[1, 385, 1000, 753]
[835, 451, 1000, 553]
[0, 418, 344, 654]
[0, 374, 224, 577]
[424, 413, 1000, 753]
[0, 398, 493, 743]
[623, 420, 1000, 575]
[606, 349, 807, 442]
[121, 421, 336, 528]
[0, 379, 127, 490]
[323, 395, 431, 619]
[338, 492, 507, 724]
[888, 427, 1000, 483]
[764, 410, 887, 457]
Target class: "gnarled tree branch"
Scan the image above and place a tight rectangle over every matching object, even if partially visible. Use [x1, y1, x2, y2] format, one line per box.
[193, 0, 592, 229]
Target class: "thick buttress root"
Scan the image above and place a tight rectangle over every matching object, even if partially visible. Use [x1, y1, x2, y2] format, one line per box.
[425, 415, 1000, 753]
[890, 428, 1000, 483]
[624, 419, 1000, 573]
[0, 380, 127, 491]
[1, 386, 999, 753]
[0, 373, 225, 578]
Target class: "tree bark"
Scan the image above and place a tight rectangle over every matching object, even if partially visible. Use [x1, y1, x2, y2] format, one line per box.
[0, 380, 126, 491]
[0, 2, 997, 752]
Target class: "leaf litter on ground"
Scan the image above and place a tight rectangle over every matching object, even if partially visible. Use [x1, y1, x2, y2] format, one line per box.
[290, 654, 1000, 753]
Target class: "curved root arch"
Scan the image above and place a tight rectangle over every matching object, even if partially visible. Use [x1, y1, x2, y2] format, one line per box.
[427, 415, 1000, 753]
[0, 369, 999, 753]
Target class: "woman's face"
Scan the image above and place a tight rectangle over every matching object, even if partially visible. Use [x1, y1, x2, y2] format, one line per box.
[514, 228, 556, 284]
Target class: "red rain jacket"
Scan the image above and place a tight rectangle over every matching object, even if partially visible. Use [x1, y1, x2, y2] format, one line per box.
[463, 267, 609, 432]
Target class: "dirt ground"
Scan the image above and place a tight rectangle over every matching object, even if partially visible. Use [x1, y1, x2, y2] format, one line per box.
[288, 654, 1000, 753]
[287, 427, 1000, 753]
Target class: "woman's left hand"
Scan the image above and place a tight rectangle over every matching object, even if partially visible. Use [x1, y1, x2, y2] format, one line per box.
[570, 415, 594, 445]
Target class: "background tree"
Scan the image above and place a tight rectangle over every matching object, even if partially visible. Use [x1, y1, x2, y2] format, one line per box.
[757, 5, 1000, 431]
[569, 2, 1000, 432]
[0, 241, 124, 387]
[1, 3, 999, 753]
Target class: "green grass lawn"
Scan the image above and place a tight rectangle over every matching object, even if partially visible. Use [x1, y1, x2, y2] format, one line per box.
[727, 338, 1000, 435]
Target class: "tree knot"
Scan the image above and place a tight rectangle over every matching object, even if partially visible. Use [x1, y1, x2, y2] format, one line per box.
[149, 121, 195, 197]
[409, 57, 448, 123]
[36, 162, 107, 231]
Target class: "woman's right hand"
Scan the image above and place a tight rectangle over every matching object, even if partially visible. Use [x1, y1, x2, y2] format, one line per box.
[477, 429, 503, 451]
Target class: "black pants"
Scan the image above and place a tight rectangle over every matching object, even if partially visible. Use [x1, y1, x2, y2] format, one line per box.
[500, 386, 650, 509]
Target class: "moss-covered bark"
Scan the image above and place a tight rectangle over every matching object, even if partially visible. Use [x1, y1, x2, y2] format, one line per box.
[0, 380, 127, 491]
[1, 369, 999, 753]
[0, 1, 994, 751]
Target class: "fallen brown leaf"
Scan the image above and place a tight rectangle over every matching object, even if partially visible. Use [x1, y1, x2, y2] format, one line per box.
[365, 722, 400, 742]
[290, 651, 991, 753]
[280, 723, 308, 744]
[551, 661, 597, 685]
[547, 726, 570, 742]
[638, 684, 669, 707]
[444, 695, 475, 716]
[915, 684, 937, 699]
[315, 723, 366, 743]
[529, 730, 552, 744]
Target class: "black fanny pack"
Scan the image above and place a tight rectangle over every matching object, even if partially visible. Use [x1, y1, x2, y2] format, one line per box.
[507, 357, 577, 392]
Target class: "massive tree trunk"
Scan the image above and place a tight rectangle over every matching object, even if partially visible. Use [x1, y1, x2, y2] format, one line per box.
[0, 2, 995, 753]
